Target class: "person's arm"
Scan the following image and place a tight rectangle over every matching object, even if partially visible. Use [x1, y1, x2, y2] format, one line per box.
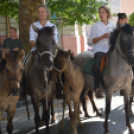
[92, 33, 110, 44]
[53, 25, 58, 45]
[29, 24, 38, 46]
[90, 24, 110, 45]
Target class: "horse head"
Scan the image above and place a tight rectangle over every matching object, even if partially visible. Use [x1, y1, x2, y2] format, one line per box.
[4, 50, 25, 96]
[32, 24, 57, 70]
[110, 24, 134, 65]
[53, 49, 74, 72]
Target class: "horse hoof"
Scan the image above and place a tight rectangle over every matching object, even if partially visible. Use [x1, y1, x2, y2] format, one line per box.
[45, 129, 50, 134]
[129, 110, 133, 115]
[96, 112, 102, 117]
[51, 119, 57, 123]
[79, 110, 83, 114]
[39, 120, 46, 126]
[85, 114, 91, 118]
[103, 131, 110, 134]
[129, 129, 134, 134]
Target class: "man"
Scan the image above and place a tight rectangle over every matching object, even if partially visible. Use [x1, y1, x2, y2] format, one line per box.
[1, 27, 23, 56]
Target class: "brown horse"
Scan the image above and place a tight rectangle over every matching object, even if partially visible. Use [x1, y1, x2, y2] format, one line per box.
[0, 50, 25, 134]
[51, 49, 84, 134]
[21, 25, 57, 134]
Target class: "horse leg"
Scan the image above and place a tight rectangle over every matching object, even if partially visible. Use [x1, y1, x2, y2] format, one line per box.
[6, 110, 15, 134]
[50, 100, 57, 123]
[88, 90, 102, 116]
[0, 114, 2, 134]
[129, 96, 133, 115]
[31, 95, 40, 134]
[80, 89, 90, 118]
[60, 99, 67, 132]
[43, 101, 50, 134]
[103, 90, 113, 134]
[76, 101, 82, 128]
[124, 88, 134, 134]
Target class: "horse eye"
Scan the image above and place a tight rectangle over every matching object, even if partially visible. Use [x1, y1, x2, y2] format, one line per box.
[58, 62, 63, 66]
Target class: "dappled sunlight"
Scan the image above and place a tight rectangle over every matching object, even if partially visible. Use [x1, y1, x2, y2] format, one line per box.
[1, 92, 134, 134]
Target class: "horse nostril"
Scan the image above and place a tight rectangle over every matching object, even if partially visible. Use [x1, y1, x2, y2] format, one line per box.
[11, 88, 20, 96]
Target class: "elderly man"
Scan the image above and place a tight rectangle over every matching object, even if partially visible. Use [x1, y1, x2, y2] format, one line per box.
[1, 27, 23, 56]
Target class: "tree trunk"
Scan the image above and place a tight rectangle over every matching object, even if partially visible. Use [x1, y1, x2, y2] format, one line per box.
[19, 0, 45, 54]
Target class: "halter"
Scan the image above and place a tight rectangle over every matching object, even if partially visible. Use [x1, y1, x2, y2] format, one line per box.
[53, 56, 71, 74]
[36, 48, 57, 110]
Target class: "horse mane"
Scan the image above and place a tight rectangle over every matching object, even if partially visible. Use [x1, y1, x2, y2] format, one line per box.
[109, 28, 120, 51]
[57, 48, 75, 61]
[109, 24, 133, 52]
[38, 26, 54, 36]
[8, 51, 20, 62]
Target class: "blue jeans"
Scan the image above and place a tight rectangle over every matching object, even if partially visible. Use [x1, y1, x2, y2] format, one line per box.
[94, 52, 105, 90]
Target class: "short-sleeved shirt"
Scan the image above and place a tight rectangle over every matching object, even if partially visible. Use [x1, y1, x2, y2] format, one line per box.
[29, 20, 58, 52]
[2, 38, 23, 51]
[90, 21, 115, 55]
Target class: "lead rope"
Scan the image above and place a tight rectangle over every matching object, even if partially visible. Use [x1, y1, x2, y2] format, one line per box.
[45, 71, 49, 110]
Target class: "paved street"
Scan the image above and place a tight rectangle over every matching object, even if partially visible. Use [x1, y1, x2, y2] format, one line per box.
[1, 91, 134, 134]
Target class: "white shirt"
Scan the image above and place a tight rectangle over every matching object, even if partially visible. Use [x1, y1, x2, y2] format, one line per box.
[29, 21, 58, 52]
[90, 21, 115, 55]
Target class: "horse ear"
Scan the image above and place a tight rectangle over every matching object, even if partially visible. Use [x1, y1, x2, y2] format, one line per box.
[19, 49, 25, 61]
[32, 24, 39, 33]
[65, 49, 71, 58]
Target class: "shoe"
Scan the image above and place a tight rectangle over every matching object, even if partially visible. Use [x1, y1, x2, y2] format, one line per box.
[95, 88, 103, 98]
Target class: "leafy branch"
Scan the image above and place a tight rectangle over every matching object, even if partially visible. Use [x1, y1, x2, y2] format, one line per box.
[0, 0, 19, 23]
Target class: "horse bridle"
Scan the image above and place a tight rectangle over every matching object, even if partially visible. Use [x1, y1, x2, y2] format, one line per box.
[36, 47, 57, 70]
[6, 72, 21, 97]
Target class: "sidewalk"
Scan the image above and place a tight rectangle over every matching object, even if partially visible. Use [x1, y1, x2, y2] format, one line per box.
[1, 91, 134, 134]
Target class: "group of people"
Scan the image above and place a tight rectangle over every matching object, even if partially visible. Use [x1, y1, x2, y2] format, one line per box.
[0, 4, 130, 98]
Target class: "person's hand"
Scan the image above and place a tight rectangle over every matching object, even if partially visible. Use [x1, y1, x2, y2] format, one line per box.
[103, 33, 110, 38]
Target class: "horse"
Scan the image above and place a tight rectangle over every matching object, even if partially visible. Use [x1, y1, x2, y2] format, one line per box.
[50, 49, 84, 134]
[21, 25, 57, 134]
[0, 50, 25, 134]
[74, 24, 134, 134]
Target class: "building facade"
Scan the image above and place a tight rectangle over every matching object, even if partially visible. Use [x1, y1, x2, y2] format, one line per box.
[0, 0, 134, 55]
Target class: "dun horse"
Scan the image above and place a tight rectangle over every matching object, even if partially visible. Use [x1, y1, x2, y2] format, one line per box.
[51, 49, 84, 134]
[0, 50, 25, 134]
[21, 25, 57, 134]
[74, 24, 134, 134]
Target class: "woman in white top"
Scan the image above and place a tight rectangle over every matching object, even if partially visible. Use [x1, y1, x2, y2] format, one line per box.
[29, 5, 58, 52]
[90, 6, 114, 98]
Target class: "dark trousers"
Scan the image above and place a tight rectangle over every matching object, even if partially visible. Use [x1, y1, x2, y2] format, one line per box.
[94, 52, 105, 90]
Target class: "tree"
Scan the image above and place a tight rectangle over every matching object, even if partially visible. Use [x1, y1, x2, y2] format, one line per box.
[128, 12, 134, 26]
[47, 0, 108, 26]
[19, 0, 45, 54]
[0, 0, 19, 23]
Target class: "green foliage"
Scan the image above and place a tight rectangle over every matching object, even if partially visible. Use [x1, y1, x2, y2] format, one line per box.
[0, 0, 19, 23]
[128, 12, 134, 26]
[47, 0, 108, 26]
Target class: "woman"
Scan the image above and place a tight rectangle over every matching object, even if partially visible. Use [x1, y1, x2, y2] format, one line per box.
[116, 13, 128, 30]
[90, 6, 115, 98]
[29, 4, 58, 52]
